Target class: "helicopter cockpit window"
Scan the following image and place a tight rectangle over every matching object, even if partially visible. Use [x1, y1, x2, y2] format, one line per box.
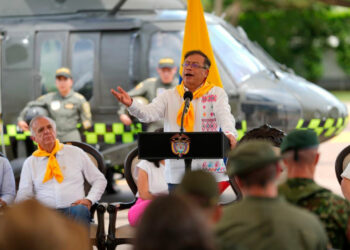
[40, 40, 62, 94]
[149, 31, 182, 77]
[208, 25, 266, 84]
[72, 39, 94, 101]
[5, 34, 33, 69]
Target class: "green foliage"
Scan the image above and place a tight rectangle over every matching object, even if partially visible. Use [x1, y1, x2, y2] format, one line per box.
[203, 0, 350, 82]
[238, 7, 332, 81]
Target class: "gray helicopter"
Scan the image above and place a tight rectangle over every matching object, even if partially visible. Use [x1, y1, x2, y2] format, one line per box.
[0, 0, 347, 178]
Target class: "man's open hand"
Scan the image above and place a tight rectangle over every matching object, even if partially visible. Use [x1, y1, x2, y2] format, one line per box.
[18, 121, 29, 131]
[111, 86, 133, 107]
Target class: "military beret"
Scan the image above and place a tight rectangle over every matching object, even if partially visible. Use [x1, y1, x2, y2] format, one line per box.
[55, 67, 72, 79]
[280, 129, 319, 154]
[227, 140, 281, 176]
[176, 170, 219, 207]
[158, 58, 175, 68]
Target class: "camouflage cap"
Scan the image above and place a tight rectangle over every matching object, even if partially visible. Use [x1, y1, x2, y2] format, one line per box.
[280, 129, 319, 154]
[158, 58, 175, 68]
[55, 67, 72, 79]
[176, 170, 219, 207]
[227, 140, 281, 176]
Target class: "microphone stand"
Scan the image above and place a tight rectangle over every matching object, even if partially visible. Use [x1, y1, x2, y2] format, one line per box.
[180, 99, 192, 172]
[180, 101, 189, 133]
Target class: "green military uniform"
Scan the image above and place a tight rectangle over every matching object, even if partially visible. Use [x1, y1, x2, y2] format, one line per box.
[279, 178, 350, 250]
[216, 140, 329, 250]
[118, 77, 178, 131]
[216, 196, 328, 250]
[18, 90, 92, 142]
[279, 129, 350, 249]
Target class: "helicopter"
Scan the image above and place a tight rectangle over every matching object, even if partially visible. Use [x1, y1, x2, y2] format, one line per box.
[0, 0, 347, 183]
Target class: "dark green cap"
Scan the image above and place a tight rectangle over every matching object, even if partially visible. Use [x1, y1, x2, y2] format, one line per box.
[280, 129, 319, 154]
[227, 140, 281, 176]
[176, 170, 219, 207]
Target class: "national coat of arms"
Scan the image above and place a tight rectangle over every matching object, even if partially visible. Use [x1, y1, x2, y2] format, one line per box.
[170, 133, 190, 157]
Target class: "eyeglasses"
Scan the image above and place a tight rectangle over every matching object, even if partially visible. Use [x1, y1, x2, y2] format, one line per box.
[182, 62, 207, 69]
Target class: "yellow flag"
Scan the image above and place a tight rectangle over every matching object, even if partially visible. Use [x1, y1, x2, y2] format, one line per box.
[180, 0, 222, 88]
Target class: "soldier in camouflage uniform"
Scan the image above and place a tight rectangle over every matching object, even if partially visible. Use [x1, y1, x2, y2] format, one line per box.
[216, 140, 328, 250]
[17, 67, 92, 142]
[118, 58, 178, 131]
[279, 129, 350, 250]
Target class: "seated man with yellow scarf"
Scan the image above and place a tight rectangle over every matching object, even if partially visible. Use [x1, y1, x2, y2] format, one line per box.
[111, 50, 237, 191]
[15, 116, 107, 225]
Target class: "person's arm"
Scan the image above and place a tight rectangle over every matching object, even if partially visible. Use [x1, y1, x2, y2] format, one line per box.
[111, 86, 167, 123]
[80, 150, 107, 204]
[15, 159, 34, 203]
[213, 88, 238, 149]
[137, 169, 155, 200]
[0, 158, 16, 205]
[117, 82, 149, 125]
[17, 96, 48, 131]
[77, 95, 92, 130]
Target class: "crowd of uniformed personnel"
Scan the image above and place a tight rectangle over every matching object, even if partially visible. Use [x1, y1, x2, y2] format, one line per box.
[0, 53, 350, 250]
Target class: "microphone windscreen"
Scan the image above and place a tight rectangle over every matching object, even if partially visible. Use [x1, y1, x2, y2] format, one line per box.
[183, 91, 193, 101]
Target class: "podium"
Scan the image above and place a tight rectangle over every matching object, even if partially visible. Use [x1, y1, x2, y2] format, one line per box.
[138, 132, 230, 171]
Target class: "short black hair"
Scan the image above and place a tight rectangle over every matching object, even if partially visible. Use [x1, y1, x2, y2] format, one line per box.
[239, 124, 286, 148]
[184, 50, 211, 69]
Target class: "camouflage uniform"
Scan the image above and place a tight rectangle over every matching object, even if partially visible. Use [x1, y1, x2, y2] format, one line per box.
[279, 178, 350, 250]
[118, 77, 178, 131]
[18, 90, 92, 142]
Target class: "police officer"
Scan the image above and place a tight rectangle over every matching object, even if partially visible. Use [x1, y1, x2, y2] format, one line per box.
[279, 129, 350, 249]
[216, 140, 328, 250]
[17, 67, 92, 142]
[118, 57, 178, 130]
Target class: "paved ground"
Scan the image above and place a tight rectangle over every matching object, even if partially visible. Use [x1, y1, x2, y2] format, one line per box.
[314, 103, 350, 196]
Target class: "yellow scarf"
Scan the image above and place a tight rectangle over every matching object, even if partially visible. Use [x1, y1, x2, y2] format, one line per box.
[33, 139, 64, 183]
[176, 81, 214, 132]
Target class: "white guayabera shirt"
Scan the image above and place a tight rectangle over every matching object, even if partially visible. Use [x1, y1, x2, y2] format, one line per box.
[128, 86, 237, 184]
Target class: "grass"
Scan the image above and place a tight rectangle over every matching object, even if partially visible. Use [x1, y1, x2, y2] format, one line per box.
[330, 91, 350, 102]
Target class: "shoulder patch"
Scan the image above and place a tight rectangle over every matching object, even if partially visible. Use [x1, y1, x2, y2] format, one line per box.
[135, 82, 144, 90]
[73, 92, 86, 100]
[146, 77, 157, 82]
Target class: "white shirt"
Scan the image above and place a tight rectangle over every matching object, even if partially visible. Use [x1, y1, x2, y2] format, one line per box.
[0, 157, 16, 204]
[135, 160, 168, 197]
[128, 86, 237, 183]
[16, 145, 107, 209]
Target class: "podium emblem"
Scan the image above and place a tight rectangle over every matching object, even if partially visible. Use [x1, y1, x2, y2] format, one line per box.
[170, 133, 190, 157]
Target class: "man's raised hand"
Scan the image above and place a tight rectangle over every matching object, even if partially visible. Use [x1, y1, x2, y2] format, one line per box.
[110, 86, 133, 107]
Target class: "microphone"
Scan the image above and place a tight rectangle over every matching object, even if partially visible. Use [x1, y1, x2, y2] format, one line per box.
[180, 91, 193, 133]
[183, 91, 193, 113]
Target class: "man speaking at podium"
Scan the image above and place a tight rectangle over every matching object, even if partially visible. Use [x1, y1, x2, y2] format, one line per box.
[111, 50, 237, 190]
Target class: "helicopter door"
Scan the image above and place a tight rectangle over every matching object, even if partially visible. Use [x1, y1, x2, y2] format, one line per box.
[34, 31, 67, 98]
